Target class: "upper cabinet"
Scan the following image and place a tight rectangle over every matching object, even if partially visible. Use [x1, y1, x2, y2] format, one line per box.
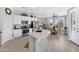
[68, 8, 79, 33]
[13, 15, 37, 24]
[13, 15, 21, 24]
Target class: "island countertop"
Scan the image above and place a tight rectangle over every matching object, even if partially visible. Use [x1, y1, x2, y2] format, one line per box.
[28, 30, 51, 39]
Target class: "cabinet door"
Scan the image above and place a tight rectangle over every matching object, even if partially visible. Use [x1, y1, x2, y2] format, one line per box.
[13, 29, 22, 38]
[14, 15, 21, 24]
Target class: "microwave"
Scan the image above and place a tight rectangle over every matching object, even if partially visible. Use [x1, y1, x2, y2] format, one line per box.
[21, 21, 28, 24]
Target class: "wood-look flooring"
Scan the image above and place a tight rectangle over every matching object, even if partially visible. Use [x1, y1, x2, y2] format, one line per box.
[0, 33, 79, 52]
[48, 33, 79, 52]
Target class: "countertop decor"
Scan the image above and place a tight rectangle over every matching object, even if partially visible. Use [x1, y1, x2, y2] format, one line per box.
[35, 29, 42, 32]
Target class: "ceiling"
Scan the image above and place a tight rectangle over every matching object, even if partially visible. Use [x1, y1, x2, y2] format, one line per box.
[13, 7, 71, 18]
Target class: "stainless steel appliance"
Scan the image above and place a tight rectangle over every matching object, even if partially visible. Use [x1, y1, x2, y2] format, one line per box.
[22, 25, 29, 34]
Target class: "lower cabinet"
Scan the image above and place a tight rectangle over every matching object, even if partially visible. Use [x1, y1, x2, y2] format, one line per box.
[13, 29, 22, 38]
[71, 32, 79, 45]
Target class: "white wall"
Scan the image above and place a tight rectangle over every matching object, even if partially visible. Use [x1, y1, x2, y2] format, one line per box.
[64, 16, 68, 27]
[0, 7, 13, 44]
[0, 8, 4, 31]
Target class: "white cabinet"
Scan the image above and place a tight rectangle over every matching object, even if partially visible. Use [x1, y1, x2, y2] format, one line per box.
[13, 29, 22, 38]
[13, 15, 37, 25]
[13, 15, 21, 24]
[68, 8, 79, 45]
[24, 17, 31, 24]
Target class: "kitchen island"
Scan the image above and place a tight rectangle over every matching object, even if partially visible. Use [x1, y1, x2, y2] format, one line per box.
[28, 29, 51, 52]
